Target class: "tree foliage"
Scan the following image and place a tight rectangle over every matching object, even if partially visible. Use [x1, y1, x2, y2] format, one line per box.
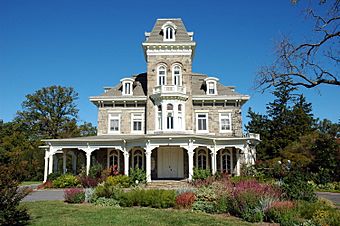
[16, 85, 79, 139]
[256, 0, 339, 91]
[1, 85, 97, 181]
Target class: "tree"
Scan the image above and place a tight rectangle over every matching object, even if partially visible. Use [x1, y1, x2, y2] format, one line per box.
[256, 0, 339, 91]
[246, 82, 315, 159]
[16, 85, 79, 139]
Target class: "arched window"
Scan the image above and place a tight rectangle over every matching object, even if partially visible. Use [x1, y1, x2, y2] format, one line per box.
[109, 149, 120, 170]
[221, 149, 232, 174]
[164, 27, 175, 41]
[172, 65, 182, 86]
[197, 149, 208, 169]
[132, 149, 144, 169]
[166, 104, 174, 129]
[157, 65, 166, 86]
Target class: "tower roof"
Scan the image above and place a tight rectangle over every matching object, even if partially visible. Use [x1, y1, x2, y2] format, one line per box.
[144, 18, 194, 44]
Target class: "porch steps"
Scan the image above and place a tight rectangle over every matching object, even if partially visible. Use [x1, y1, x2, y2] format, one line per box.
[146, 180, 194, 190]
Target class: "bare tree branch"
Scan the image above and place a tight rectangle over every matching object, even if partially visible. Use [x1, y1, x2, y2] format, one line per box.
[256, 0, 340, 92]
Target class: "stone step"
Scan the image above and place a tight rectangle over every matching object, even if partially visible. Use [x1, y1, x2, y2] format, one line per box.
[146, 180, 194, 190]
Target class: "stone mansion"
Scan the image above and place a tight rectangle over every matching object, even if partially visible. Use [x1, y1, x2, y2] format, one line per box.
[42, 18, 260, 182]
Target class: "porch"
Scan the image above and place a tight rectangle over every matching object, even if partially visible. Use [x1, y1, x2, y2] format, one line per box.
[42, 134, 258, 182]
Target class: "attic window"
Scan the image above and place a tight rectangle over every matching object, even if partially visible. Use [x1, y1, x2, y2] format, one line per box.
[204, 77, 219, 95]
[120, 78, 134, 96]
[162, 21, 177, 41]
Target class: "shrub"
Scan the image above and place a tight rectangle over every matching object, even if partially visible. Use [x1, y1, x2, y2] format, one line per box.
[106, 175, 131, 188]
[47, 172, 62, 181]
[78, 176, 99, 188]
[89, 162, 103, 179]
[193, 167, 211, 180]
[52, 174, 80, 188]
[84, 188, 95, 203]
[119, 189, 176, 208]
[129, 167, 146, 185]
[0, 165, 30, 225]
[94, 183, 123, 200]
[101, 165, 120, 180]
[176, 192, 196, 209]
[265, 201, 297, 225]
[64, 188, 85, 203]
[192, 201, 216, 213]
[241, 208, 264, 223]
[282, 171, 317, 202]
[94, 197, 120, 207]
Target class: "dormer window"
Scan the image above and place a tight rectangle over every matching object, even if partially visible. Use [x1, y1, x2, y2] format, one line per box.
[162, 21, 177, 41]
[204, 77, 219, 95]
[172, 64, 182, 86]
[157, 65, 167, 86]
[120, 78, 134, 95]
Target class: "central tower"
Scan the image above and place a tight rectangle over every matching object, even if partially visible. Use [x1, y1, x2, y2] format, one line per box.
[142, 18, 196, 134]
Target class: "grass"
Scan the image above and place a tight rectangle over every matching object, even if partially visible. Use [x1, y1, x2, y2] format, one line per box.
[20, 181, 42, 186]
[22, 201, 251, 226]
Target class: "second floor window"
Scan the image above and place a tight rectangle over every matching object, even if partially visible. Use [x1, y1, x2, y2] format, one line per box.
[197, 113, 208, 132]
[132, 113, 143, 132]
[109, 114, 120, 133]
[157, 105, 162, 130]
[220, 113, 232, 132]
[158, 65, 166, 86]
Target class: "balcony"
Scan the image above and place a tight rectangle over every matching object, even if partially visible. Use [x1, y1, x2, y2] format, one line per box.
[151, 85, 188, 101]
[153, 85, 186, 95]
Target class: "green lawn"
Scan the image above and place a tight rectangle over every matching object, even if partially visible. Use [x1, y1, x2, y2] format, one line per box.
[22, 201, 252, 226]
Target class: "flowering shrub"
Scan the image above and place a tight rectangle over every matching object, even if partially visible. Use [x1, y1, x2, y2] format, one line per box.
[129, 167, 146, 185]
[176, 192, 196, 209]
[78, 176, 99, 188]
[193, 168, 212, 180]
[101, 165, 120, 180]
[64, 188, 85, 203]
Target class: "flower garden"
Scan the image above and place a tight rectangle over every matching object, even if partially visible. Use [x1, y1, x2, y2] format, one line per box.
[37, 164, 340, 226]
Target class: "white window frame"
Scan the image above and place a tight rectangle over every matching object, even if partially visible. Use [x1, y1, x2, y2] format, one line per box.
[157, 65, 167, 86]
[164, 26, 175, 41]
[172, 64, 182, 86]
[108, 114, 121, 134]
[120, 78, 134, 96]
[196, 113, 209, 133]
[166, 103, 174, 130]
[204, 77, 219, 95]
[219, 112, 232, 133]
[131, 113, 144, 134]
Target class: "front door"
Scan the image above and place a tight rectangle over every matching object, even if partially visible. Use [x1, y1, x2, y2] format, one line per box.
[158, 147, 183, 178]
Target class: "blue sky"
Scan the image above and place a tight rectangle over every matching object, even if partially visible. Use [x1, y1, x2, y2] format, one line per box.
[1, 0, 339, 126]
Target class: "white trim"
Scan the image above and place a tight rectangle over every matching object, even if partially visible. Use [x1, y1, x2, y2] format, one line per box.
[108, 113, 121, 134]
[192, 95, 250, 101]
[90, 96, 147, 102]
[219, 112, 232, 133]
[196, 113, 209, 133]
[146, 49, 192, 56]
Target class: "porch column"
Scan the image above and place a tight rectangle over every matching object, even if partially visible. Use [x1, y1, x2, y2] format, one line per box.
[124, 152, 129, 176]
[236, 149, 241, 176]
[63, 151, 67, 174]
[43, 150, 48, 182]
[187, 140, 194, 181]
[145, 142, 152, 182]
[48, 154, 53, 175]
[211, 151, 217, 175]
[86, 152, 91, 176]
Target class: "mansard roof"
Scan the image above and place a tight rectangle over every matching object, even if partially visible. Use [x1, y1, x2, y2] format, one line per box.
[93, 73, 244, 99]
[144, 18, 194, 44]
